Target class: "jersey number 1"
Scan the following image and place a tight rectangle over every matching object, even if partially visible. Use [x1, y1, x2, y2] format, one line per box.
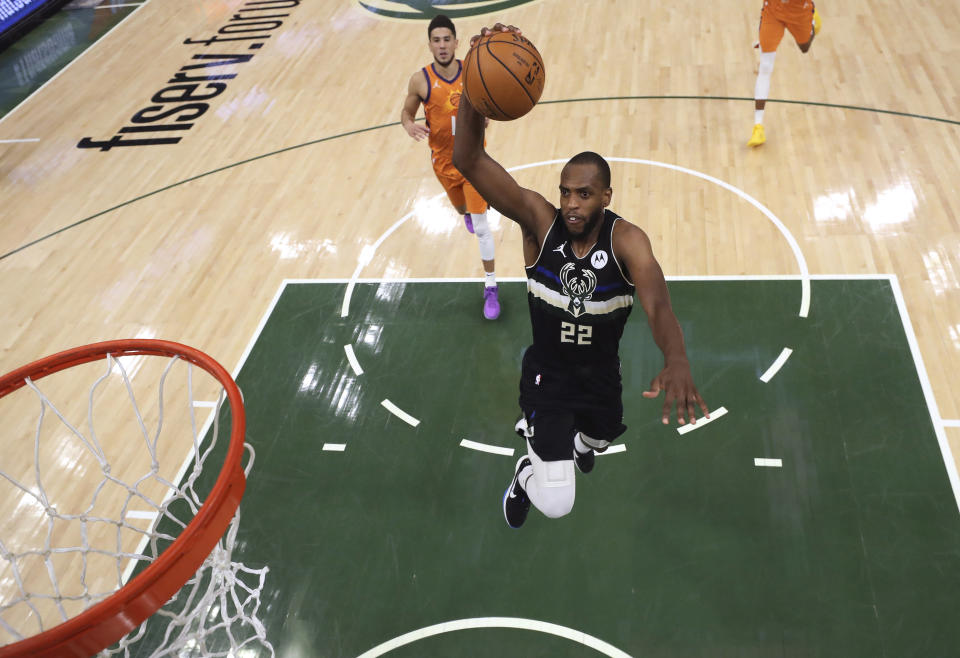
[560, 322, 592, 345]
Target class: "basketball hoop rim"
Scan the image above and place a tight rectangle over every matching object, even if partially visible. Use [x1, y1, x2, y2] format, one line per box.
[0, 339, 247, 658]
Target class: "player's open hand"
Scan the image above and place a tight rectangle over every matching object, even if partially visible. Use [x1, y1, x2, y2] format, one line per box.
[642, 361, 710, 426]
[404, 122, 430, 141]
[469, 23, 521, 49]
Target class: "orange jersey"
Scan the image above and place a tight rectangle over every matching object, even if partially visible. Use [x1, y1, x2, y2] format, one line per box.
[421, 61, 463, 164]
[759, 0, 816, 51]
[764, 0, 814, 20]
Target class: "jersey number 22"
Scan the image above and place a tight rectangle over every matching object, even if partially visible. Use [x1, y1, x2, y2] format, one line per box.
[560, 322, 592, 345]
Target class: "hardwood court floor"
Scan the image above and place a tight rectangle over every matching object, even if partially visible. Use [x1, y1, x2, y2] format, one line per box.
[1, 0, 959, 654]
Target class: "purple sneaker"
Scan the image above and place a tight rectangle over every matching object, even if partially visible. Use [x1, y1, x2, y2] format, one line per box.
[483, 285, 500, 320]
[463, 214, 474, 234]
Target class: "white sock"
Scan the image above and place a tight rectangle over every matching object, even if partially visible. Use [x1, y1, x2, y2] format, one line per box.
[574, 432, 591, 455]
[753, 51, 775, 126]
[485, 271, 496, 288]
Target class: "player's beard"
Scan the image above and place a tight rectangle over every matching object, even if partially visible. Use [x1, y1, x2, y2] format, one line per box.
[568, 208, 603, 238]
[434, 54, 455, 67]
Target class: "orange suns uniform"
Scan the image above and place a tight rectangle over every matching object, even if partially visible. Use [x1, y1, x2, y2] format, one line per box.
[758, 0, 817, 52]
[421, 61, 488, 214]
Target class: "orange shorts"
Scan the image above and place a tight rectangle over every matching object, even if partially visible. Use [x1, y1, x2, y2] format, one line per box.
[432, 155, 488, 214]
[758, 0, 815, 52]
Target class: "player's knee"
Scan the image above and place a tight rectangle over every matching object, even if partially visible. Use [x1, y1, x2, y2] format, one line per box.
[528, 457, 575, 518]
[472, 212, 490, 237]
[472, 212, 495, 260]
[538, 487, 575, 518]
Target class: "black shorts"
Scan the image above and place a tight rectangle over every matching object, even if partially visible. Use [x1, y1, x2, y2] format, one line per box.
[518, 347, 627, 462]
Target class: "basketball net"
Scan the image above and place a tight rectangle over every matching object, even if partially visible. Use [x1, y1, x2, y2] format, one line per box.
[0, 341, 274, 657]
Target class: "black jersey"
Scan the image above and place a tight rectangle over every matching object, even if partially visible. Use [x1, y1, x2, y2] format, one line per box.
[525, 209, 635, 369]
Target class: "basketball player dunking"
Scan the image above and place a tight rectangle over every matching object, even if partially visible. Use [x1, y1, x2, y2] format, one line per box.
[453, 24, 710, 529]
[400, 15, 501, 319]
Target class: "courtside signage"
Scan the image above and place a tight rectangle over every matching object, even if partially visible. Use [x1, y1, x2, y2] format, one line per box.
[77, 0, 302, 151]
[1, 0, 47, 35]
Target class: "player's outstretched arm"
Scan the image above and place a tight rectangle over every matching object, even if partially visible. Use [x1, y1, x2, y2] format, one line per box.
[452, 26, 553, 234]
[400, 72, 430, 141]
[614, 221, 710, 426]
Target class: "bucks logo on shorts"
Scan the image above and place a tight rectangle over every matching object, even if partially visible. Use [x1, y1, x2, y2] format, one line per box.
[357, 0, 540, 20]
[559, 262, 597, 318]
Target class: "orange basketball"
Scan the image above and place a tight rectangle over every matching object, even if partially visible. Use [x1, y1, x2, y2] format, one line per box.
[463, 32, 546, 121]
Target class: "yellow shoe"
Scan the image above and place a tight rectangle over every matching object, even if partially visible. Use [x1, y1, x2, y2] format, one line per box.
[813, 8, 822, 35]
[747, 123, 765, 147]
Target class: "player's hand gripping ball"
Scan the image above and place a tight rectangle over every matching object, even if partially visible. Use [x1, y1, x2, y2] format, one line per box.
[463, 29, 546, 121]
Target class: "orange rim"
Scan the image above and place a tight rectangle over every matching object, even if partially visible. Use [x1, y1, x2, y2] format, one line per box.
[0, 340, 247, 658]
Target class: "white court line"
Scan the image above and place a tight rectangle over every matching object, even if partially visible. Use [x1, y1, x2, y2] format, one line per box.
[754, 458, 783, 468]
[95, 2, 146, 7]
[0, 0, 152, 125]
[512, 158, 812, 318]
[460, 439, 514, 456]
[943, 420, 960, 428]
[192, 400, 217, 408]
[343, 344, 363, 376]
[669, 274, 887, 281]
[613, 157, 810, 317]
[889, 275, 960, 514]
[323, 443, 346, 452]
[356, 617, 631, 658]
[0, 138, 40, 143]
[760, 347, 793, 383]
[122, 401, 219, 585]
[287, 276, 527, 284]
[341, 210, 418, 317]
[304, 275, 863, 284]
[599, 444, 627, 455]
[234, 281, 290, 382]
[381, 399, 420, 427]
[145, 279, 293, 557]
[677, 406, 728, 435]
[124, 510, 158, 520]
[341, 159, 812, 319]
[124, 280, 298, 583]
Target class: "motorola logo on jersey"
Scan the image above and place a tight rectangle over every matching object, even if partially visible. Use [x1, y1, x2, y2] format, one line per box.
[559, 262, 597, 318]
[591, 250, 608, 269]
[357, 0, 540, 20]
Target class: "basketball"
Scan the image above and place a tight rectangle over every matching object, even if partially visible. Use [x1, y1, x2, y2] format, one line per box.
[463, 31, 546, 121]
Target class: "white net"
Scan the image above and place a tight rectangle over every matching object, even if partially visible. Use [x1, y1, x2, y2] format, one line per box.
[0, 349, 273, 657]
[103, 512, 271, 658]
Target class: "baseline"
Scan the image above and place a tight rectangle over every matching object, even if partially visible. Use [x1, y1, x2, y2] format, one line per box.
[888, 275, 960, 514]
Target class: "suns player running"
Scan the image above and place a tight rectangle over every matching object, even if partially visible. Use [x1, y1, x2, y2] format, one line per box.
[748, 0, 822, 147]
[400, 14, 500, 319]
[453, 24, 710, 529]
